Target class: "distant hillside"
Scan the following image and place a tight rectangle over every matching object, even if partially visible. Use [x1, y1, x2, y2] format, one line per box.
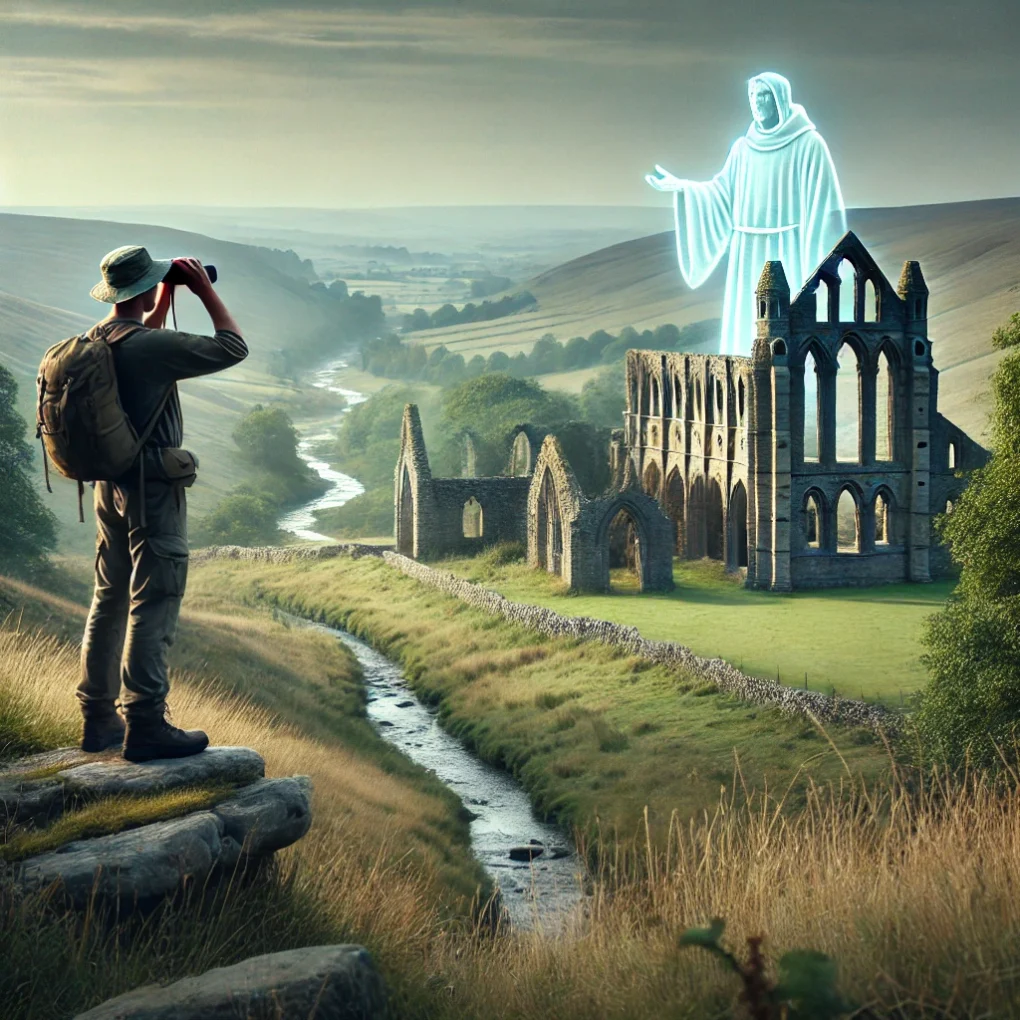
[413, 198, 1020, 440]
[0, 213, 333, 548]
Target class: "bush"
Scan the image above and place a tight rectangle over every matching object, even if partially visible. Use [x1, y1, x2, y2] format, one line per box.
[232, 405, 305, 478]
[917, 312, 1020, 767]
[191, 489, 283, 547]
[0, 362, 57, 575]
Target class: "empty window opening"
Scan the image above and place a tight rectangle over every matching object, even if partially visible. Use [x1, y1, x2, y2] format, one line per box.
[673, 375, 683, 419]
[816, 280, 830, 323]
[650, 377, 660, 416]
[876, 350, 894, 461]
[805, 494, 822, 549]
[949, 440, 958, 470]
[715, 379, 724, 418]
[759, 299, 767, 318]
[729, 481, 748, 569]
[462, 497, 483, 538]
[875, 493, 889, 545]
[803, 350, 819, 462]
[865, 278, 880, 322]
[537, 469, 562, 574]
[835, 342, 861, 463]
[510, 431, 532, 477]
[738, 378, 746, 425]
[838, 260, 856, 322]
[643, 459, 661, 500]
[837, 489, 859, 552]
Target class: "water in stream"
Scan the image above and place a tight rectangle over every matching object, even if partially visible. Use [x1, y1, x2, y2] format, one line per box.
[308, 619, 585, 931]
[279, 359, 584, 930]
[276, 360, 367, 543]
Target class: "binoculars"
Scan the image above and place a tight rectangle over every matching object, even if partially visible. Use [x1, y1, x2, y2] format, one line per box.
[162, 263, 218, 286]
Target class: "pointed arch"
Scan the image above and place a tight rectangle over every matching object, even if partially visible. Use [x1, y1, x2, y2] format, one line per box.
[650, 375, 661, 416]
[803, 344, 821, 462]
[803, 489, 824, 550]
[873, 488, 891, 546]
[837, 487, 861, 552]
[664, 468, 686, 555]
[865, 278, 880, 322]
[837, 258, 856, 322]
[462, 496, 483, 538]
[876, 347, 895, 462]
[728, 480, 748, 569]
[706, 476, 724, 561]
[643, 459, 661, 500]
[835, 338, 862, 463]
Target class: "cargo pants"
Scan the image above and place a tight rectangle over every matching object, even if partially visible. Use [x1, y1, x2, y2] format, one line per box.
[77, 477, 188, 720]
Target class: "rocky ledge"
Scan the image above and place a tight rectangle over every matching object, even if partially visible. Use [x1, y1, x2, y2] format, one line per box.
[74, 944, 385, 1020]
[0, 746, 312, 908]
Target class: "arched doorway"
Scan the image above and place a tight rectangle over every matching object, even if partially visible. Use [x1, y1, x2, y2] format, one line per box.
[397, 467, 414, 556]
[728, 481, 748, 569]
[462, 497, 483, 538]
[706, 477, 724, 561]
[536, 469, 562, 575]
[664, 468, 686, 556]
[607, 508, 642, 589]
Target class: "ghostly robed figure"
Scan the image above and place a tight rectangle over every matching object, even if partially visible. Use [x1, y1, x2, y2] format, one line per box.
[647, 72, 846, 355]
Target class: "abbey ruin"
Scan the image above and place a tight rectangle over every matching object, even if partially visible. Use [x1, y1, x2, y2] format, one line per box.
[395, 232, 985, 592]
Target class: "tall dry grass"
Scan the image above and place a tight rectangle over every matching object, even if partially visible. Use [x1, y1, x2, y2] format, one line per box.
[3, 610, 1020, 1016]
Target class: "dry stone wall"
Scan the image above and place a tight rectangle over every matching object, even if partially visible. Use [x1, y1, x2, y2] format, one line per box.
[381, 551, 901, 736]
[192, 543, 388, 565]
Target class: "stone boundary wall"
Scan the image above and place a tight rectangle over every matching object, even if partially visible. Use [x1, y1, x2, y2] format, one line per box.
[196, 543, 900, 735]
[192, 543, 389, 565]
[380, 551, 901, 737]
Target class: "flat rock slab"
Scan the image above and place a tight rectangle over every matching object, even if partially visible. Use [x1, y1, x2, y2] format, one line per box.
[60, 746, 265, 800]
[74, 944, 385, 1020]
[17, 776, 312, 907]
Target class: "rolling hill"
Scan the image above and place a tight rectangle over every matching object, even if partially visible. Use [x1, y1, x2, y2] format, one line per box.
[410, 197, 1020, 440]
[0, 212, 333, 550]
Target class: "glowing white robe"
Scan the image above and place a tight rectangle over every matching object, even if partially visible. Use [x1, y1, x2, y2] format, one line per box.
[672, 72, 846, 355]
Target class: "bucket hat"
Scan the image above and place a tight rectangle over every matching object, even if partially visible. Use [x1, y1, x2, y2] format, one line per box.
[90, 245, 173, 304]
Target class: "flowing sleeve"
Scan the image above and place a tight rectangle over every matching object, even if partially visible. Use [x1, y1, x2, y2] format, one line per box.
[671, 142, 737, 289]
[799, 131, 847, 278]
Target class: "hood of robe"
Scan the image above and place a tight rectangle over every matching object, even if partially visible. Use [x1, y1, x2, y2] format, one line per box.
[745, 72, 816, 151]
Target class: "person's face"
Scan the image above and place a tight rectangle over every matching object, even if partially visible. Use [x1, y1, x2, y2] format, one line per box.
[749, 83, 778, 127]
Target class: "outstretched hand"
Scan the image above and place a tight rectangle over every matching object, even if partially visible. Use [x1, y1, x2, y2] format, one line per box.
[645, 165, 687, 193]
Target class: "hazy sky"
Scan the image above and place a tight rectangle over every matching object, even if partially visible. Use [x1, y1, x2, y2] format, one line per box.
[0, 0, 1016, 210]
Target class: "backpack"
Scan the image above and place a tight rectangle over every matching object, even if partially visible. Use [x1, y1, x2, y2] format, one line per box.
[36, 323, 172, 521]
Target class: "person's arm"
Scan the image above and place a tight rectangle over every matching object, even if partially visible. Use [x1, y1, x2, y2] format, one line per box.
[142, 281, 173, 329]
[172, 258, 244, 336]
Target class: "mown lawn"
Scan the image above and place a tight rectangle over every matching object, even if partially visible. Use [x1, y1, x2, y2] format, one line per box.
[441, 555, 953, 702]
[192, 555, 893, 841]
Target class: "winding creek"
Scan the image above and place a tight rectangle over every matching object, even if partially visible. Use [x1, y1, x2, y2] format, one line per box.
[278, 360, 583, 930]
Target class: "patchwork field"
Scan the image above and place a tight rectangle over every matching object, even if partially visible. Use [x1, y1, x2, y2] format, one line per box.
[440, 556, 953, 702]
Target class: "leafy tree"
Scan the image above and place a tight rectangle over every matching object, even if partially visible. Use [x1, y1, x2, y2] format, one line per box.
[579, 363, 627, 428]
[0, 362, 57, 574]
[231, 405, 305, 478]
[486, 350, 512, 374]
[917, 312, 1020, 767]
[438, 373, 577, 475]
[191, 488, 282, 547]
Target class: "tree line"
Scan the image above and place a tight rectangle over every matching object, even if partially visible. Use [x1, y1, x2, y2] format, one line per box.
[360, 320, 718, 387]
[401, 292, 537, 333]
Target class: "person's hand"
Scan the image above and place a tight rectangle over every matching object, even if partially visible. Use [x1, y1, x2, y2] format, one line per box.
[170, 257, 213, 295]
[645, 165, 687, 192]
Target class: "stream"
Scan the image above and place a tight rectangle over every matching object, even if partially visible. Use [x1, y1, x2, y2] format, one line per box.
[278, 360, 584, 931]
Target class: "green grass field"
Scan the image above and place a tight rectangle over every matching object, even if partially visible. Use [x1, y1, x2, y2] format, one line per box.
[442, 556, 954, 702]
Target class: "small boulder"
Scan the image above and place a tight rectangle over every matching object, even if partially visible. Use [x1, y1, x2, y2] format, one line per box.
[73, 944, 386, 1019]
[60, 746, 265, 801]
[508, 845, 543, 862]
[395, 700, 415, 709]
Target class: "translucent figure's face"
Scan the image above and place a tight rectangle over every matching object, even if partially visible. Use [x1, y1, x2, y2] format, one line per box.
[749, 82, 779, 129]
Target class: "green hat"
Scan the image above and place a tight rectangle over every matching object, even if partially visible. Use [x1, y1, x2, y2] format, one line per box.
[90, 245, 173, 304]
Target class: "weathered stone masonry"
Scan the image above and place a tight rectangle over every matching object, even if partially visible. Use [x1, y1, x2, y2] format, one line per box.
[626, 231, 986, 590]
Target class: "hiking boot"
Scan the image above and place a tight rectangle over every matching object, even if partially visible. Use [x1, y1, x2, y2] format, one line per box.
[123, 712, 209, 763]
[81, 709, 126, 753]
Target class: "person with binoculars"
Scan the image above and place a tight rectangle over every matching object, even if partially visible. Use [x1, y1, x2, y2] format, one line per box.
[74, 245, 248, 761]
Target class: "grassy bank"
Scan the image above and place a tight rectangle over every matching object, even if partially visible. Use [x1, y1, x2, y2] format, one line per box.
[191, 554, 892, 838]
[5, 559, 1020, 1016]
[440, 554, 952, 701]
